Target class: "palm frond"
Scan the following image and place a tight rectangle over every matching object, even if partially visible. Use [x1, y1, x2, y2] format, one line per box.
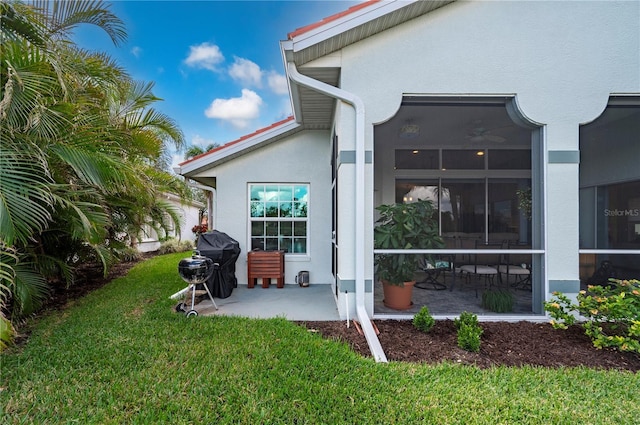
[0, 1, 47, 47]
[0, 245, 18, 307]
[0, 141, 54, 246]
[38, 0, 127, 46]
[12, 260, 50, 317]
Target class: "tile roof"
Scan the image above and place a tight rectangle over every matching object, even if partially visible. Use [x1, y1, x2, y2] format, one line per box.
[179, 116, 295, 167]
[287, 0, 381, 39]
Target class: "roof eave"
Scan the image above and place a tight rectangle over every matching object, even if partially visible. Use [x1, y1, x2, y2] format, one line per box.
[286, 0, 456, 66]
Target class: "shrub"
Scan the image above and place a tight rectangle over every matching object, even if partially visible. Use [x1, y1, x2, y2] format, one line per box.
[413, 306, 435, 333]
[544, 279, 640, 354]
[481, 290, 514, 313]
[158, 239, 194, 255]
[116, 247, 141, 262]
[454, 311, 483, 352]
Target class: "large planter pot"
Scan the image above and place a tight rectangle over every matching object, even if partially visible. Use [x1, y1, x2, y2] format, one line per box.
[382, 280, 416, 310]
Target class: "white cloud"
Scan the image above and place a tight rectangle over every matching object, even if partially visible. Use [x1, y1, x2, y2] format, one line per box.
[229, 57, 262, 87]
[131, 46, 142, 58]
[184, 42, 224, 71]
[204, 89, 263, 129]
[171, 153, 184, 173]
[267, 71, 289, 95]
[192, 134, 216, 148]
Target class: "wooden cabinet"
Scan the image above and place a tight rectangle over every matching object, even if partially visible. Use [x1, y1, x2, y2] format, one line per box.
[247, 250, 285, 288]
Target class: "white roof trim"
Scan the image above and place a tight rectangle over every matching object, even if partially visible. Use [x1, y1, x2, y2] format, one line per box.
[289, 0, 420, 52]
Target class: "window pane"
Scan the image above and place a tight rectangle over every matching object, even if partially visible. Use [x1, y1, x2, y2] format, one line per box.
[279, 202, 293, 217]
[265, 202, 278, 217]
[294, 185, 308, 202]
[265, 238, 278, 251]
[279, 185, 293, 201]
[251, 238, 264, 250]
[442, 150, 485, 170]
[265, 221, 278, 236]
[395, 180, 438, 204]
[279, 237, 292, 253]
[489, 149, 531, 170]
[280, 221, 292, 236]
[251, 221, 265, 237]
[294, 202, 307, 217]
[250, 201, 264, 217]
[488, 179, 531, 245]
[596, 181, 640, 249]
[293, 238, 306, 253]
[441, 180, 485, 235]
[293, 222, 307, 237]
[395, 149, 439, 169]
[250, 185, 264, 201]
[264, 185, 279, 201]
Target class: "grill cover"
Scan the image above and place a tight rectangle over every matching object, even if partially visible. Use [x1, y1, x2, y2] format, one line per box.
[196, 230, 241, 298]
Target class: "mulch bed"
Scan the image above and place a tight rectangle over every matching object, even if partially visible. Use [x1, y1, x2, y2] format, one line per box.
[20, 252, 639, 371]
[299, 319, 640, 371]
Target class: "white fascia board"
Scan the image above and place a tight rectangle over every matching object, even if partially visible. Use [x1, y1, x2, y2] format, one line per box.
[290, 0, 419, 52]
[180, 119, 302, 176]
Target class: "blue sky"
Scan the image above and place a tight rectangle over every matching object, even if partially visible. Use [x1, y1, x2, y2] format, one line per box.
[73, 0, 358, 169]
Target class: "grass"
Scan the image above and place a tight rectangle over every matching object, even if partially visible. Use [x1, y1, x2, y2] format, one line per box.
[2, 253, 639, 424]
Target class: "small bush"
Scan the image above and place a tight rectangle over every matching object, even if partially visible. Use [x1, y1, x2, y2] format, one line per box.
[158, 239, 194, 255]
[545, 278, 640, 353]
[413, 306, 435, 333]
[454, 311, 483, 352]
[481, 290, 514, 313]
[116, 247, 141, 263]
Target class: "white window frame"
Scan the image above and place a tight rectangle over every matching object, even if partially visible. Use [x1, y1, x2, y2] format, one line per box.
[248, 183, 309, 255]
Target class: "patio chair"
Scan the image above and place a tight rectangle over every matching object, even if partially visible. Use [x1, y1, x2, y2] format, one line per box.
[498, 241, 531, 290]
[459, 240, 502, 297]
[415, 256, 453, 290]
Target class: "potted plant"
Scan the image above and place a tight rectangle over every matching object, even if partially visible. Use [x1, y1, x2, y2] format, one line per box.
[374, 199, 444, 310]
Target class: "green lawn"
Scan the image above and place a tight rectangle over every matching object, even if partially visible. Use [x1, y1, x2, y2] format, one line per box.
[2, 253, 638, 424]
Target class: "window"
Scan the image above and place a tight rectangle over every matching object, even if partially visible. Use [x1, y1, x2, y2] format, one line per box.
[579, 98, 640, 279]
[249, 184, 308, 253]
[396, 178, 532, 244]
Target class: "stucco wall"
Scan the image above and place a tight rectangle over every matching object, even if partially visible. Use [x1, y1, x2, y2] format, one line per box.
[322, 0, 638, 309]
[137, 195, 202, 252]
[196, 130, 333, 286]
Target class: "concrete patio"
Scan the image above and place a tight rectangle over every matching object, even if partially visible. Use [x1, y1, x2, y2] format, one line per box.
[182, 283, 341, 321]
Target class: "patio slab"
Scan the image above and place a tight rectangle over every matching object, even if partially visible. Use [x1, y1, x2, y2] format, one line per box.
[187, 283, 341, 321]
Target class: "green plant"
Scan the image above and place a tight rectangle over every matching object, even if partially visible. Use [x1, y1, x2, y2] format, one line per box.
[373, 200, 443, 285]
[115, 247, 142, 263]
[481, 290, 514, 313]
[516, 187, 532, 220]
[2, 253, 640, 424]
[454, 311, 483, 352]
[545, 279, 640, 353]
[413, 306, 436, 333]
[158, 239, 194, 254]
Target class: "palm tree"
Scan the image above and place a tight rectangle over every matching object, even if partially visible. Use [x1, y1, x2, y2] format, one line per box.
[184, 143, 220, 160]
[0, 1, 190, 336]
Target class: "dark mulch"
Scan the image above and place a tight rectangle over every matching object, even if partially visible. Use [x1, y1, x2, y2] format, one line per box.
[299, 319, 640, 371]
[21, 253, 639, 372]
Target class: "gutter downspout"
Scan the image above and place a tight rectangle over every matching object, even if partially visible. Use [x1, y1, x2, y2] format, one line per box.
[287, 62, 387, 363]
[187, 181, 216, 231]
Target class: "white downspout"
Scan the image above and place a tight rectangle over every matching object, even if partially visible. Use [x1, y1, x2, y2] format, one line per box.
[187, 181, 216, 231]
[287, 62, 387, 362]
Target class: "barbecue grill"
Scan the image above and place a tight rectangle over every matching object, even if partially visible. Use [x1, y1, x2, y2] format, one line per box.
[176, 251, 218, 317]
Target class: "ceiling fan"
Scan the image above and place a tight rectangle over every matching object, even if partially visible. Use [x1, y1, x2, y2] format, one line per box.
[465, 121, 508, 143]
